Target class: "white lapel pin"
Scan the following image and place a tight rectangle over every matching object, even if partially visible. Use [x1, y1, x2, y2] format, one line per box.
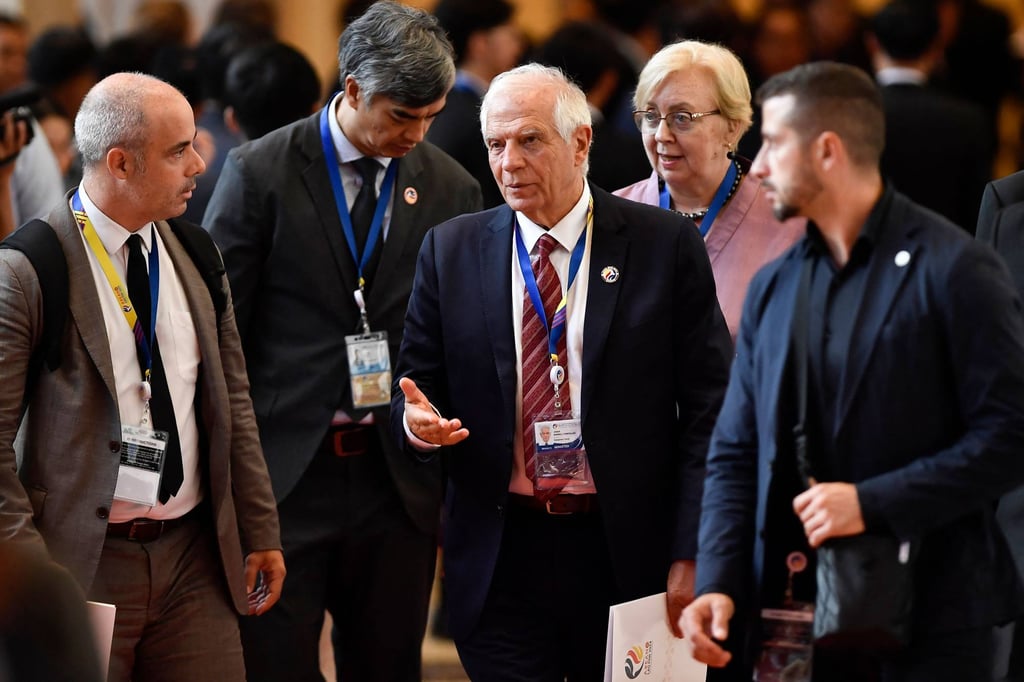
[600, 266, 620, 283]
[894, 250, 911, 267]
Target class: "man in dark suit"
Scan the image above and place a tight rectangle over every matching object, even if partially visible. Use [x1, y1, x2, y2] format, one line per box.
[203, 3, 482, 680]
[978, 169, 1024, 681]
[393, 63, 732, 680]
[0, 72, 283, 680]
[868, 0, 993, 233]
[684, 62, 1024, 681]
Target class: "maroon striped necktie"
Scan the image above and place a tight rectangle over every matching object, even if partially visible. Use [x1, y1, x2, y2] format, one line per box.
[521, 233, 570, 495]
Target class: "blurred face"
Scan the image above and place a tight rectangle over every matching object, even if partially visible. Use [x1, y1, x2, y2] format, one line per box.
[342, 76, 446, 158]
[481, 23, 523, 77]
[751, 95, 822, 221]
[125, 88, 206, 225]
[0, 24, 27, 93]
[639, 67, 737, 193]
[484, 79, 590, 227]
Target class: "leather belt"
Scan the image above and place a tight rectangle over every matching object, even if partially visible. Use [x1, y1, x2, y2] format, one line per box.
[322, 423, 372, 457]
[507, 493, 598, 516]
[106, 504, 201, 542]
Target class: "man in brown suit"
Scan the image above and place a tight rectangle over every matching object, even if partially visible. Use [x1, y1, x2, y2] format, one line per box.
[0, 72, 284, 680]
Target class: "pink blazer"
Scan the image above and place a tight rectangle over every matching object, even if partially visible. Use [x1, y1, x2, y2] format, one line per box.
[615, 171, 805, 343]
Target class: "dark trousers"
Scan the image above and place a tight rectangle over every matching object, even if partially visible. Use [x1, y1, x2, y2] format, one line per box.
[240, 434, 437, 682]
[455, 501, 619, 682]
[812, 626, 995, 682]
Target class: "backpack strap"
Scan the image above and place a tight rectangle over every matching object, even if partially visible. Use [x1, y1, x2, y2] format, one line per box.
[0, 220, 69, 406]
[167, 218, 228, 325]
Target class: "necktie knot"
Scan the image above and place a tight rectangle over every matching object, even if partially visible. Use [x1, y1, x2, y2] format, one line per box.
[536, 233, 558, 258]
[352, 156, 381, 191]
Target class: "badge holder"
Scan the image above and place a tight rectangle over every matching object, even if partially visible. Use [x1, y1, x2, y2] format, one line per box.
[531, 362, 590, 492]
[754, 552, 814, 682]
[345, 288, 391, 409]
[114, 379, 168, 506]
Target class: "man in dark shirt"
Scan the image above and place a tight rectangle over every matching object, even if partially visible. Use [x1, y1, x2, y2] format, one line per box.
[684, 62, 1024, 681]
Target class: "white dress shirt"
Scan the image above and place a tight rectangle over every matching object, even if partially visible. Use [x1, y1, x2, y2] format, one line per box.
[77, 185, 202, 522]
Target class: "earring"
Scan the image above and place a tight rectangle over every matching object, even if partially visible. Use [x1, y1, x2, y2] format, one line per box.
[726, 143, 736, 160]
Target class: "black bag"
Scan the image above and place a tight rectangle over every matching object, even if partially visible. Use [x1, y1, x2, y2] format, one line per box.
[791, 257, 917, 652]
[813, 534, 917, 650]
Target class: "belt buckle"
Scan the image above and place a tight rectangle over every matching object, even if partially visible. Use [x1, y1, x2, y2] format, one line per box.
[544, 497, 574, 515]
[332, 427, 368, 457]
[127, 520, 163, 542]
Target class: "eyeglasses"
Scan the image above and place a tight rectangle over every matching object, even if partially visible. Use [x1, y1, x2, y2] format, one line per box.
[632, 109, 721, 134]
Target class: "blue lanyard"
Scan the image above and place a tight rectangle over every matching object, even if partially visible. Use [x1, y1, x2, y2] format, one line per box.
[659, 160, 738, 238]
[319, 106, 398, 287]
[72, 190, 159, 375]
[514, 198, 591, 361]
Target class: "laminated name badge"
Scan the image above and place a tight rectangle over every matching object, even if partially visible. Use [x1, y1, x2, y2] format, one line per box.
[533, 417, 590, 491]
[114, 424, 168, 506]
[345, 331, 392, 408]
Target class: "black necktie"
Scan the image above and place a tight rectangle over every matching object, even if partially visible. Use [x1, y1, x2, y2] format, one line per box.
[350, 157, 383, 286]
[126, 234, 183, 503]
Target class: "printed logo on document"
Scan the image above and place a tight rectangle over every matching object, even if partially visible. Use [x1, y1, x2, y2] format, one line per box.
[624, 641, 653, 679]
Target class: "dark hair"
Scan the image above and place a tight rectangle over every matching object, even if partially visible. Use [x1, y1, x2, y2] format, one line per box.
[534, 22, 621, 93]
[224, 42, 320, 139]
[195, 21, 274, 103]
[432, 0, 513, 64]
[870, 0, 939, 61]
[28, 27, 96, 88]
[337, 1, 454, 107]
[756, 61, 885, 167]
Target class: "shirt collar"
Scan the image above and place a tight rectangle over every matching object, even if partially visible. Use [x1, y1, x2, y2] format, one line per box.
[805, 184, 894, 261]
[516, 182, 592, 254]
[326, 93, 393, 170]
[876, 67, 927, 87]
[454, 70, 489, 98]
[77, 183, 154, 256]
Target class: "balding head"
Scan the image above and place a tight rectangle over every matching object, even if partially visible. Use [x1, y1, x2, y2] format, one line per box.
[75, 72, 182, 171]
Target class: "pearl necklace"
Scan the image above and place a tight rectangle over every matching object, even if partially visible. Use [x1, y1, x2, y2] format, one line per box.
[674, 160, 744, 221]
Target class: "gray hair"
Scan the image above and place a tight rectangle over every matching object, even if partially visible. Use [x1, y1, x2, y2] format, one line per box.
[480, 63, 592, 172]
[337, 1, 455, 107]
[75, 72, 163, 169]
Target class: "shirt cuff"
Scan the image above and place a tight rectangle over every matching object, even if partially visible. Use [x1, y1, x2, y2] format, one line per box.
[403, 406, 442, 452]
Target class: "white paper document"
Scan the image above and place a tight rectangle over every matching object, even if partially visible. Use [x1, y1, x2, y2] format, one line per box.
[86, 600, 116, 676]
[604, 592, 708, 682]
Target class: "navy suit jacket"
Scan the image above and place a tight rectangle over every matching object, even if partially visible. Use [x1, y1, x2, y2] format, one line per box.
[392, 185, 732, 639]
[698, 190, 1024, 663]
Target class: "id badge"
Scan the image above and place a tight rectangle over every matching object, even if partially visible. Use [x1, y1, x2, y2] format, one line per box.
[114, 424, 168, 506]
[532, 416, 588, 491]
[755, 551, 813, 681]
[345, 331, 391, 408]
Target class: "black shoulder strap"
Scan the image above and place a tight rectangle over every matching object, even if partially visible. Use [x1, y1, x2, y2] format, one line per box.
[0, 220, 69, 406]
[791, 254, 814, 489]
[167, 218, 228, 324]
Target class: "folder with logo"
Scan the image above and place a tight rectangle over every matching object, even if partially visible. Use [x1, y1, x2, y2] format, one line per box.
[604, 592, 708, 682]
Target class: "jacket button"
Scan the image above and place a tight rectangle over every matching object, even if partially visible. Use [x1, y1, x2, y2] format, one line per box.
[109, 441, 120, 453]
[96, 507, 109, 520]
[496, 505, 504, 517]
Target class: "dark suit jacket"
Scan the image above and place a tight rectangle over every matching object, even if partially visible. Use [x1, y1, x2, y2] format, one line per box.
[426, 85, 504, 210]
[392, 185, 733, 639]
[698, 190, 1024, 669]
[880, 82, 993, 234]
[204, 110, 482, 533]
[977, 170, 1024, 588]
[0, 198, 280, 615]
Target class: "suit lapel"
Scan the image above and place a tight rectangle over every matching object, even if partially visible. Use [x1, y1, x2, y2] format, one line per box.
[298, 112, 361, 299]
[51, 202, 118, 402]
[368, 147, 422, 309]
[835, 194, 918, 429]
[481, 208, 517, 416]
[580, 191, 628, 424]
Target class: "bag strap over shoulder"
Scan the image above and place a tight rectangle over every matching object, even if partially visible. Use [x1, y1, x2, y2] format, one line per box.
[167, 218, 228, 325]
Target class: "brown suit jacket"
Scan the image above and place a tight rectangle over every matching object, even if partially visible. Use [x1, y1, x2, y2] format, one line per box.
[0, 196, 280, 614]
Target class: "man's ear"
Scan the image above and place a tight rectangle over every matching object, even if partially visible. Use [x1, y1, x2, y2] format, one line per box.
[105, 147, 132, 180]
[815, 131, 844, 173]
[343, 75, 362, 110]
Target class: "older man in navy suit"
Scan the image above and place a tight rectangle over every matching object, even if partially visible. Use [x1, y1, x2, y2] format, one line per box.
[393, 63, 732, 680]
[685, 62, 1024, 681]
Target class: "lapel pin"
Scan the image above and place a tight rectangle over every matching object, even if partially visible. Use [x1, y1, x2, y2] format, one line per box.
[600, 266, 620, 283]
[894, 250, 911, 267]
[403, 187, 418, 205]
